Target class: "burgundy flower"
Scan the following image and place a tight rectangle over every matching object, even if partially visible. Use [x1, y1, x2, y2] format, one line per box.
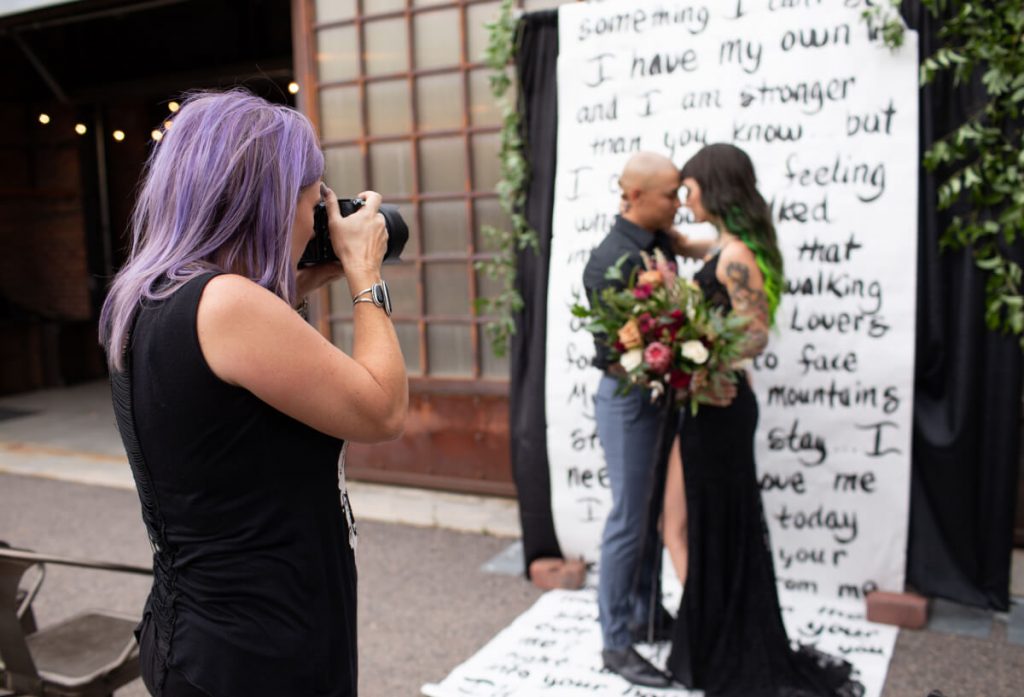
[668, 370, 692, 389]
[637, 312, 656, 335]
[643, 341, 672, 374]
[633, 284, 653, 300]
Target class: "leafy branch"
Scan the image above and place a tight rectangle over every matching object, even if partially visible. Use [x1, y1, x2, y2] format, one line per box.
[871, 1, 1024, 345]
[475, 0, 539, 358]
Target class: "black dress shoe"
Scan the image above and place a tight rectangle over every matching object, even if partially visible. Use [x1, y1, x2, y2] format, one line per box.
[601, 647, 671, 688]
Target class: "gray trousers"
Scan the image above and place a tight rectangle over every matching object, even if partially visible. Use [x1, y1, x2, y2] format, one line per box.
[595, 374, 662, 650]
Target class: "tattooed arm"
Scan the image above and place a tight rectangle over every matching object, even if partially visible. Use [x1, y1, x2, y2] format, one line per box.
[718, 243, 770, 359]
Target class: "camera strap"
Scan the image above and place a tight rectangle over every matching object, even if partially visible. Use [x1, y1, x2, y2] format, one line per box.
[336, 441, 358, 555]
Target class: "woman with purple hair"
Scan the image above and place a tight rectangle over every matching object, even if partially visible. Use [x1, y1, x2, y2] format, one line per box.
[100, 89, 407, 696]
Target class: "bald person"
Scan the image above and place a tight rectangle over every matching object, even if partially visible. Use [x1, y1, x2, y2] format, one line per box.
[583, 152, 685, 688]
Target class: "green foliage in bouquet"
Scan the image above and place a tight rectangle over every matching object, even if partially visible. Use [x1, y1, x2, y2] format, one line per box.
[571, 251, 750, 414]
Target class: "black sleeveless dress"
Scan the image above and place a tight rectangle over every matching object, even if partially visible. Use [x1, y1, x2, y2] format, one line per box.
[110, 272, 358, 697]
[666, 254, 863, 697]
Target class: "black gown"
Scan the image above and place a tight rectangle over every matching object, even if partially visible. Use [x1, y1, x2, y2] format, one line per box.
[666, 253, 863, 697]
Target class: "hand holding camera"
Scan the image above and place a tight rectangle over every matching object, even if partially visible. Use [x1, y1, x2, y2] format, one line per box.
[325, 187, 388, 278]
[298, 185, 408, 271]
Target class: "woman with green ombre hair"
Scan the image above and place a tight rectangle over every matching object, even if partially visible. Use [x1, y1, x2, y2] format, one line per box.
[662, 144, 863, 696]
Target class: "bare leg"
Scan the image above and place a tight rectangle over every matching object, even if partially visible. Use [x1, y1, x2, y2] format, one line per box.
[662, 436, 688, 584]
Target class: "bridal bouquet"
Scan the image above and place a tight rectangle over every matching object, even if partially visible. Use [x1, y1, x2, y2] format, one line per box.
[572, 249, 749, 413]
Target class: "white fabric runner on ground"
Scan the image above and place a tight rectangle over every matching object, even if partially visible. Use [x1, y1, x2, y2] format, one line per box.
[422, 587, 897, 697]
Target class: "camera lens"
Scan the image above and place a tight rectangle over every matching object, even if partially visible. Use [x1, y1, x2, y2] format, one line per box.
[378, 205, 408, 262]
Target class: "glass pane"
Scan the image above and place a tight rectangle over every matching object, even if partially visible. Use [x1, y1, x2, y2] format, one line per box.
[523, 0, 567, 9]
[422, 200, 468, 254]
[315, 0, 355, 23]
[367, 79, 411, 136]
[473, 197, 508, 252]
[328, 279, 353, 319]
[425, 262, 470, 316]
[364, 0, 405, 14]
[413, 0, 446, 6]
[471, 132, 501, 192]
[364, 18, 408, 76]
[396, 322, 422, 375]
[416, 73, 463, 132]
[319, 86, 361, 141]
[317, 26, 359, 83]
[480, 329, 510, 379]
[468, 68, 501, 127]
[381, 262, 421, 316]
[475, 268, 504, 308]
[414, 9, 460, 70]
[331, 320, 354, 354]
[427, 324, 473, 377]
[370, 140, 413, 196]
[324, 145, 367, 196]
[419, 136, 465, 193]
[467, 2, 501, 63]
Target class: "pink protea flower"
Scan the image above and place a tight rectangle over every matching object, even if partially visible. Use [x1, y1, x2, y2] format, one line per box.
[644, 341, 672, 374]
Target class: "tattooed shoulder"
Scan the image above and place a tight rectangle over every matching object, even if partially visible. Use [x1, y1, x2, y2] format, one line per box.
[725, 261, 767, 312]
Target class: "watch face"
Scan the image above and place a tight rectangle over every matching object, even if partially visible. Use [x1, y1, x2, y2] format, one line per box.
[373, 279, 392, 316]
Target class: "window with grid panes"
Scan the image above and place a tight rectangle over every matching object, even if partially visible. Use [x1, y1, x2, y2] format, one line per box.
[310, 0, 565, 381]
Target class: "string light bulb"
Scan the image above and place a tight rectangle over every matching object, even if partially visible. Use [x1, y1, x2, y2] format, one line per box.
[151, 129, 163, 142]
[168, 101, 180, 113]
[112, 130, 125, 142]
[38, 113, 50, 124]
[164, 120, 173, 129]
[288, 81, 300, 94]
[74, 123, 87, 135]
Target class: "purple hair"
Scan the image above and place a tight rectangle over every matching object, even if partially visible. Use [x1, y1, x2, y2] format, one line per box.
[99, 89, 324, 371]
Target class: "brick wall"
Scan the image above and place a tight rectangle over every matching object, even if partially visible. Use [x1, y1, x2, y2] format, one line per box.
[0, 102, 100, 393]
[0, 103, 91, 322]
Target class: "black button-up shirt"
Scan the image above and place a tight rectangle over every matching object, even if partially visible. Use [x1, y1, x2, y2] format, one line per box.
[582, 215, 675, 371]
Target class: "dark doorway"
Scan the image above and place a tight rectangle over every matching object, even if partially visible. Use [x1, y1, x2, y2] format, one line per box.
[0, 0, 294, 394]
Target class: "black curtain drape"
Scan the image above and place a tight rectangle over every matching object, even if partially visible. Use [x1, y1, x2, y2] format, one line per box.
[510, 5, 1021, 609]
[902, 1, 1021, 611]
[510, 9, 561, 573]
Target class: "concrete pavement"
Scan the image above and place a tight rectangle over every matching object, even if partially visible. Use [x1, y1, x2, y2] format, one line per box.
[0, 381, 1022, 696]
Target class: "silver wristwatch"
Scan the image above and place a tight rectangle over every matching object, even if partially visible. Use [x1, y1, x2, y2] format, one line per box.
[352, 279, 392, 317]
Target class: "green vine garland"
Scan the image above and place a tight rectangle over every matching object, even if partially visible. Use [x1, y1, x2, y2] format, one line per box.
[475, 0, 538, 358]
[869, 1, 1024, 344]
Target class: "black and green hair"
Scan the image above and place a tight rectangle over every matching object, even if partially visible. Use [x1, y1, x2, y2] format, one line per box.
[680, 143, 784, 325]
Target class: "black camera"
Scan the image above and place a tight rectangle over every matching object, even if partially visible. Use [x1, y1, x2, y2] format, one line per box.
[298, 198, 408, 267]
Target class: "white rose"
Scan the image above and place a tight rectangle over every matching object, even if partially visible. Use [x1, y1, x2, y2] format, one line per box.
[619, 348, 644, 372]
[681, 340, 709, 365]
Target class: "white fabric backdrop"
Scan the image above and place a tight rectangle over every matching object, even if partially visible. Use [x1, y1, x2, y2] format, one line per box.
[545, 0, 919, 603]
